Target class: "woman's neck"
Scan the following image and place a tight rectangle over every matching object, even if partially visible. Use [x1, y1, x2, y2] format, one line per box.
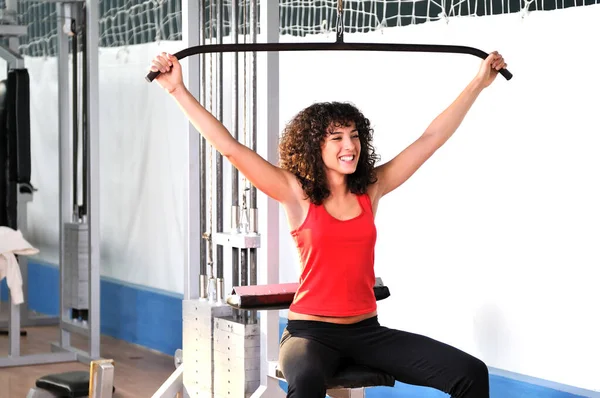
[327, 175, 351, 199]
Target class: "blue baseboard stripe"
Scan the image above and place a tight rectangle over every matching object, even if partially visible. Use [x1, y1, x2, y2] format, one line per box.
[0, 278, 8, 301]
[1, 259, 183, 356]
[1, 259, 596, 397]
[488, 368, 600, 398]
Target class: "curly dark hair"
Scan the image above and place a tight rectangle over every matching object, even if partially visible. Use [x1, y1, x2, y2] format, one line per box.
[279, 102, 380, 205]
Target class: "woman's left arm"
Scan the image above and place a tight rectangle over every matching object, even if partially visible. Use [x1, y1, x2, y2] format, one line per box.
[371, 51, 508, 201]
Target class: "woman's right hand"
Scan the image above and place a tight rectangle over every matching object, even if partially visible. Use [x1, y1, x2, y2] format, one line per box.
[150, 52, 184, 94]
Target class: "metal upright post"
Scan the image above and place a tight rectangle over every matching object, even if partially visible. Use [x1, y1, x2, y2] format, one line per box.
[199, 0, 208, 301]
[230, 0, 241, 317]
[183, 0, 201, 304]
[57, 0, 72, 352]
[215, 0, 225, 302]
[248, 0, 258, 325]
[253, 0, 285, 396]
[85, 0, 101, 361]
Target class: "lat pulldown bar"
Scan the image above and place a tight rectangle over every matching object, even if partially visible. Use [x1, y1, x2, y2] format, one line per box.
[145, 42, 513, 83]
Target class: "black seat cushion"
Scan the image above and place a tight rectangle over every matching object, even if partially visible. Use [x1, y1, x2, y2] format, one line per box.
[276, 362, 395, 389]
[35, 371, 90, 398]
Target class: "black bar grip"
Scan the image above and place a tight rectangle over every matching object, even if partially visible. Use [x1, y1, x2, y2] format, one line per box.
[145, 42, 512, 83]
[145, 69, 161, 83]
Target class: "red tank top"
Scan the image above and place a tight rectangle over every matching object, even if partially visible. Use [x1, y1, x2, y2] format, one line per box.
[288, 193, 378, 317]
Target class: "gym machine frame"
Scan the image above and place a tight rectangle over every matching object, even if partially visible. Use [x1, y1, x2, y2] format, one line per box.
[150, 1, 513, 397]
[0, 0, 57, 333]
[0, 0, 102, 368]
[152, 1, 270, 397]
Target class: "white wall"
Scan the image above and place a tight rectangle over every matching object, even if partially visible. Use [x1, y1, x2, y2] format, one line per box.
[276, 6, 600, 392]
[24, 41, 188, 293]
[21, 4, 599, 392]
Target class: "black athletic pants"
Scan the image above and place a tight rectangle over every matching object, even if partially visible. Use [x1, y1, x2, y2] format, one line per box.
[279, 316, 489, 398]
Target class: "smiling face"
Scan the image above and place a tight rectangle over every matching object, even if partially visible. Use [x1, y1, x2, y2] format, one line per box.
[279, 101, 379, 205]
[321, 121, 362, 181]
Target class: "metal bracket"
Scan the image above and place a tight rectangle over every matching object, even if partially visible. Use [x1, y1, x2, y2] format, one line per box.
[89, 359, 115, 398]
[213, 232, 261, 249]
[0, 25, 27, 37]
[0, 44, 24, 69]
[174, 348, 183, 368]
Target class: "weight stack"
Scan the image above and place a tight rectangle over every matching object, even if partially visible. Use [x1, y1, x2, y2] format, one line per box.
[63, 222, 89, 311]
[182, 300, 233, 397]
[213, 316, 260, 398]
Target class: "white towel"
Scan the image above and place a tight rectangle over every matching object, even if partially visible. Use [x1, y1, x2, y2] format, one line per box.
[0, 226, 39, 305]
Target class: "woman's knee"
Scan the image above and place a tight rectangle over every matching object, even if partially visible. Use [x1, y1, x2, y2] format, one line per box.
[452, 356, 490, 398]
[281, 362, 327, 397]
[468, 356, 489, 383]
[281, 357, 325, 384]
[286, 364, 326, 384]
[279, 336, 328, 397]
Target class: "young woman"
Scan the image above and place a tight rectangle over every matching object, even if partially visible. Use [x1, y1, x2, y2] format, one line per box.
[150, 50, 507, 398]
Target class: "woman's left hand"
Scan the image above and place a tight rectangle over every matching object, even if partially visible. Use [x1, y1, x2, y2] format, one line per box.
[474, 51, 507, 89]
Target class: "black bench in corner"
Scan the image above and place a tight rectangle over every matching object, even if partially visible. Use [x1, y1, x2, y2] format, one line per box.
[26, 359, 116, 398]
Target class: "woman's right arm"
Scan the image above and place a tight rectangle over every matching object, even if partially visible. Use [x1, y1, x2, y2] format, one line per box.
[151, 52, 298, 205]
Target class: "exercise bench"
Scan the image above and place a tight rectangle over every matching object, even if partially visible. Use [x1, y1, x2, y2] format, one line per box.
[227, 278, 396, 398]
